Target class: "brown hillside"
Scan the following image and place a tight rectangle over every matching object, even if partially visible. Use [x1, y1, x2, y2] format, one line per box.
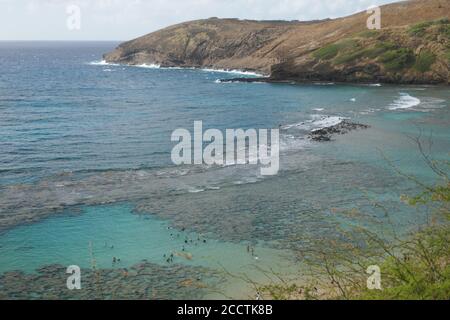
[104, 0, 450, 84]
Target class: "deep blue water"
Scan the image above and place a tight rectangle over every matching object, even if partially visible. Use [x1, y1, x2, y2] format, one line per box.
[0, 42, 449, 298]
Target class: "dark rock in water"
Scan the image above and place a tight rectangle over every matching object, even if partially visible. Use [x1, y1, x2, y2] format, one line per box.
[311, 135, 332, 142]
[218, 77, 270, 83]
[308, 120, 370, 142]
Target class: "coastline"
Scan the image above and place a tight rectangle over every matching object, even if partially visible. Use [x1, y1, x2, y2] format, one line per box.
[218, 77, 450, 86]
[99, 60, 449, 86]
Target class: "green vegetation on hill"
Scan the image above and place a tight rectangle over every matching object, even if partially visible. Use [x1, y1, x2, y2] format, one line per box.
[409, 21, 436, 37]
[438, 23, 450, 38]
[313, 44, 340, 60]
[332, 42, 396, 65]
[313, 39, 359, 60]
[326, 39, 417, 72]
[363, 42, 397, 58]
[356, 30, 379, 38]
[380, 48, 416, 71]
[414, 50, 436, 72]
[311, 17, 450, 79]
[409, 18, 450, 37]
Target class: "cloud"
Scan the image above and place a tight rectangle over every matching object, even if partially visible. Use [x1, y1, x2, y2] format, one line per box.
[0, 0, 399, 40]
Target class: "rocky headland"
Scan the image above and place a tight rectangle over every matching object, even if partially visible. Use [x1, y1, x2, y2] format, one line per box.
[104, 0, 450, 85]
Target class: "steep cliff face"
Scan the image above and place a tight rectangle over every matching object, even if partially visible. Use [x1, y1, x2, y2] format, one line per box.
[104, 0, 450, 84]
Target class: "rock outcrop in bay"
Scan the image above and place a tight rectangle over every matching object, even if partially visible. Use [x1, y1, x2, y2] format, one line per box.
[309, 121, 370, 142]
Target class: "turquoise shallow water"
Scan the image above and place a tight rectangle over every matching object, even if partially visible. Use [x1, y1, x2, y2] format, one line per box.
[0, 42, 449, 299]
[0, 203, 293, 273]
[0, 203, 296, 299]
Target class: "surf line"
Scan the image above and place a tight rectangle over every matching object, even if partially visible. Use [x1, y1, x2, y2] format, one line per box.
[171, 121, 280, 176]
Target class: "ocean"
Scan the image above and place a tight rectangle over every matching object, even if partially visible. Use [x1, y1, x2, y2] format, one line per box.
[0, 41, 449, 299]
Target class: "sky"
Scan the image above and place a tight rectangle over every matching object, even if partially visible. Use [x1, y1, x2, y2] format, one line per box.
[1, 0, 401, 41]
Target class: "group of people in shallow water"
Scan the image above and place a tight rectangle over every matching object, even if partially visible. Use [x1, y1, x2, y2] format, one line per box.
[105, 228, 259, 266]
[163, 227, 209, 264]
[103, 241, 122, 265]
[112, 256, 121, 264]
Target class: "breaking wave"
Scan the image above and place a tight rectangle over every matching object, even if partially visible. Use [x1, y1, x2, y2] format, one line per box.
[282, 115, 348, 131]
[88, 60, 266, 77]
[389, 93, 421, 110]
[88, 60, 120, 66]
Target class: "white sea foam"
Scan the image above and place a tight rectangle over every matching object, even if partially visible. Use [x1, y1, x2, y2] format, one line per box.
[89, 60, 266, 77]
[278, 115, 347, 151]
[368, 83, 382, 87]
[215, 79, 267, 84]
[188, 188, 205, 193]
[215, 79, 240, 84]
[314, 82, 335, 86]
[389, 93, 421, 110]
[282, 115, 348, 131]
[414, 97, 446, 112]
[310, 116, 347, 131]
[201, 68, 266, 77]
[88, 60, 119, 66]
[279, 134, 310, 151]
[135, 63, 161, 69]
[313, 108, 325, 112]
[359, 108, 381, 115]
[233, 178, 259, 185]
